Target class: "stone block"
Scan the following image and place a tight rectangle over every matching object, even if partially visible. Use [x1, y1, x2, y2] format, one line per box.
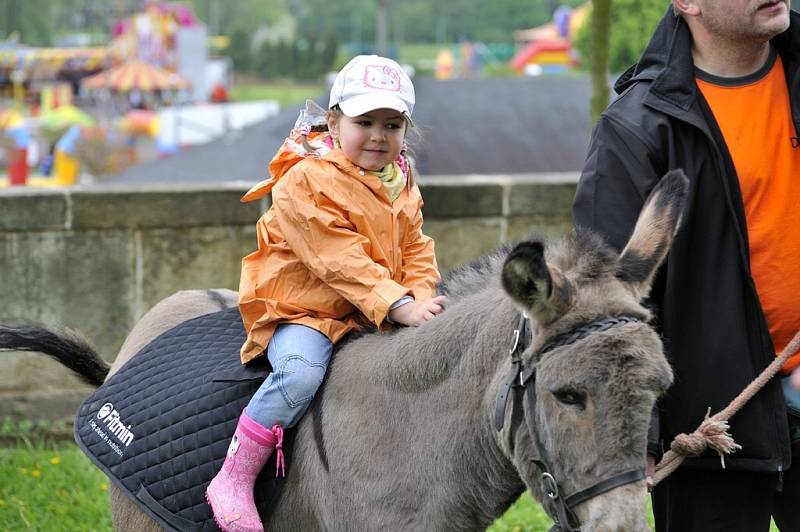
[507, 214, 573, 244]
[508, 176, 577, 216]
[0, 389, 94, 421]
[419, 181, 503, 218]
[0, 229, 137, 359]
[70, 187, 260, 229]
[138, 225, 255, 312]
[0, 352, 95, 422]
[0, 189, 68, 231]
[0, 351, 91, 391]
[424, 218, 504, 272]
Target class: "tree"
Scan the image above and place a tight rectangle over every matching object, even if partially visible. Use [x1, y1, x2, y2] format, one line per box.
[226, 29, 253, 73]
[574, 0, 666, 123]
[589, 0, 612, 123]
[286, 0, 571, 46]
[575, 0, 666, 74]
[1, 0, 56, 46]
[253, 41, 277, 79]
[605, 0, 665, 71]
[184, 0, 288, 36]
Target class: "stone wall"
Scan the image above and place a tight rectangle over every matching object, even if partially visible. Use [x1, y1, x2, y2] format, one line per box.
[0, 173, 577, 421]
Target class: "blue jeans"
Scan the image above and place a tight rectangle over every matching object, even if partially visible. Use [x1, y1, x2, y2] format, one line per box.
[245, 324, 334, 429]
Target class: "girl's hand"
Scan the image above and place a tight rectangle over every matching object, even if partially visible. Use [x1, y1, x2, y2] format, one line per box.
[388, 295, 448, 327]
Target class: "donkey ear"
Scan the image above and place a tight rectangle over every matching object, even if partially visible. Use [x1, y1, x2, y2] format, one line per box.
[617, 169, 689, 297]
[502, 241, 573, 324]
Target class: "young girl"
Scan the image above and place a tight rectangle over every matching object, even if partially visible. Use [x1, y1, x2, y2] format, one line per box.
[206, 55, 446, 531]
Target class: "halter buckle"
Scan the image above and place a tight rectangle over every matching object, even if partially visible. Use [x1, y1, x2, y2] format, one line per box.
[542, 472, 560, 499]
[509, 328, 520, 355]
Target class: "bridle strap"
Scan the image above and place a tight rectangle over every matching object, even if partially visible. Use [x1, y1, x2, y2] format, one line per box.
[564, 468, 646, 509]
[525, 372, 581, 531]
[538, 316, 640, 356]
[498, 313, 645, 531]
[496, 316, 641, 432]
[493, 313, 529, 432]
[524, 372, 646, 531]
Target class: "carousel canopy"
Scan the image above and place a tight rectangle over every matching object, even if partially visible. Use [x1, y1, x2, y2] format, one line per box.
[81, 59, 190, 92]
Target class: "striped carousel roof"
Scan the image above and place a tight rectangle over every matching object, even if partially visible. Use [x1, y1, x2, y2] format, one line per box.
[81, 59, 190, 92]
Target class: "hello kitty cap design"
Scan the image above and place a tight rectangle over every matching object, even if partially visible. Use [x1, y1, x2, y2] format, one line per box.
[329, 55, 415, 118]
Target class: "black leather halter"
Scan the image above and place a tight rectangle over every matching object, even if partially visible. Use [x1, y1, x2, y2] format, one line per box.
[494, 314, 646, 532]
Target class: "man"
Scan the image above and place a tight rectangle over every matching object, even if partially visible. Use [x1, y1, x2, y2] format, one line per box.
[572, 1, 800, 530]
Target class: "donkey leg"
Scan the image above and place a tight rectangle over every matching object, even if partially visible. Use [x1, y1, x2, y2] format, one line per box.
[109, 483, 161, 532]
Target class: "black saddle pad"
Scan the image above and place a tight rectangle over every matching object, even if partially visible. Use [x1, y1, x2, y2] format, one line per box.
[74, 307, 291, 531]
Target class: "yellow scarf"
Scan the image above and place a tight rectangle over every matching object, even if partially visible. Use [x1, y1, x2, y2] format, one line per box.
[372, 162, 405, 202]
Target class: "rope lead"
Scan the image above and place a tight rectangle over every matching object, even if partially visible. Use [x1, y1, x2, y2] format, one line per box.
[648, 329, 800, 488]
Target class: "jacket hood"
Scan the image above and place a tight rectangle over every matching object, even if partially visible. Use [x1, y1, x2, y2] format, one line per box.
[241, 130, 335, 202]
[242, 135, 413, 203]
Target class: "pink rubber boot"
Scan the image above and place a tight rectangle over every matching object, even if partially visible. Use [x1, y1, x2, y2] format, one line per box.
[206, 411, 284, 532]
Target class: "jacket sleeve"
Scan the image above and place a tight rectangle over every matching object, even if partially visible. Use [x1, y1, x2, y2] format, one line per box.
[272, 171, 410, 327]
[400, 184, 440, 301]
[572, 112, 662, 253]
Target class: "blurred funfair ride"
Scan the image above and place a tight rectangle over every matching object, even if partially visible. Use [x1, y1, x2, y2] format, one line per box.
[0, 1, 242, 187]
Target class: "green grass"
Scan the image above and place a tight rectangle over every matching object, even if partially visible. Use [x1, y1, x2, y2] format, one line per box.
[489, 491, 553, 531]
[486, 487, 778, 532]
[0, 439, 781, 531]
[229, 79, 324, 108]
[0, 443, 112, 531]
[397, 43, 449, 66]
[0, 441, 553, 531]
[1, 440, 554, 531]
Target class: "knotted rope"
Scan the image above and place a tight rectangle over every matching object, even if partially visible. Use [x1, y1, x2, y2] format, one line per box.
[648, 330, 800, 488]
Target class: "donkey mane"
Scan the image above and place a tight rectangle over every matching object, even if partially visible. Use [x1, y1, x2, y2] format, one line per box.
[362, 244, 518, 391]
[370, 230, 626, 392]
[439, 230, 619, 304]
[544, 230, 618, 280]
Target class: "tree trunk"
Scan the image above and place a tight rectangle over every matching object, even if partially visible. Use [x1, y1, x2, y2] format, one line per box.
[590, 0, 612, 124]
[7, 0, 19, 38]
[376, 0, 390, 56]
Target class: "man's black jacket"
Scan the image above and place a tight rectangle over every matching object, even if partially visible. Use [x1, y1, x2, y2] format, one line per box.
[573, 8, 800, 472]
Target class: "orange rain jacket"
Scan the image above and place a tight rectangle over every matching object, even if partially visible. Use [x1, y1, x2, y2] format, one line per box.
[238, 148, 440, 364]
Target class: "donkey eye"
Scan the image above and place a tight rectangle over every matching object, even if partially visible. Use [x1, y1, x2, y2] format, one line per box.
[552, 389, 586, 408]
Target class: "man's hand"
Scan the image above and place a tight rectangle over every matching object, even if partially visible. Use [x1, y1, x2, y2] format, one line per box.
[646, 454, 656, 491]
[388, 295, 447, 327]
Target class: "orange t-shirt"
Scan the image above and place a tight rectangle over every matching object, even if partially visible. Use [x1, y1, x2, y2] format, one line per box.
[697, 51, 800, 373]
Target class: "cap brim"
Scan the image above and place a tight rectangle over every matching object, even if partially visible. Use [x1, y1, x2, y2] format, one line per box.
[338, 93, 411, 119]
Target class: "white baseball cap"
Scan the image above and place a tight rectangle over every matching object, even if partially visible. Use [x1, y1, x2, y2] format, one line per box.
[329, 55, 415, 118]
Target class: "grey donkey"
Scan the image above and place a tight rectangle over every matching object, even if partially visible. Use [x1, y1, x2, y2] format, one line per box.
[0, 170, 688, 531]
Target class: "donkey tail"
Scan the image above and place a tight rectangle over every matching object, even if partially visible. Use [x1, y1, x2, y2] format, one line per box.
[0, 325, 109, 386]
